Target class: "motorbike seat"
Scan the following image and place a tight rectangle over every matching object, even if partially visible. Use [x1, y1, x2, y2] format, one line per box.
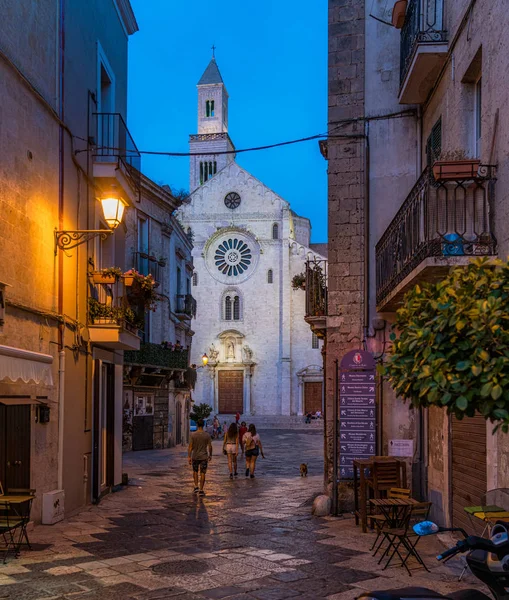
[359, 588, 448, 598]
[448, 590, 493, 600]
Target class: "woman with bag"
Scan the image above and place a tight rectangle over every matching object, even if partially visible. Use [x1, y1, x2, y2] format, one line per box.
[243, 424, 265, 479]
[223, 423, 239, 479]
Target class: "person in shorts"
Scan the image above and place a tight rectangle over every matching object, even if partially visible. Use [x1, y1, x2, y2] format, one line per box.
[223, 422, 239, 479]
[188, 418, 212, 496]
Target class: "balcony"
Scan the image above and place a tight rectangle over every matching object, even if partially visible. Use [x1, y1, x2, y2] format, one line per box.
[176, 294, 197, 321]
[88, 274, 140, 350]
[399, 0, 447, 104]
[124, 343, 189, 387]
[132, 251, 162, 282]
[376, 166, 496, 312]
[304, 259, 328, 339]
[92, 112, 141, 203]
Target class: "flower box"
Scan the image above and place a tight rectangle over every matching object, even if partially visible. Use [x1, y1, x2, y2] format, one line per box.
[392, 0, 408, 28]
[432, 160, 481, 181]
[123, 275, 135, 287]
[92, 273, 116, 285]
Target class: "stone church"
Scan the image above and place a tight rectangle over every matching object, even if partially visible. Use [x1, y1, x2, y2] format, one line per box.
[177, 57, 327, 416]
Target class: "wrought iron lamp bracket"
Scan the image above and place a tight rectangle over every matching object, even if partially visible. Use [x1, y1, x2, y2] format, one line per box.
[54, 229, 113, 254]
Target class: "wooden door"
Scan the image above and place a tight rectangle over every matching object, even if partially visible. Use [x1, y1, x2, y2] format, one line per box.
[218, 371, 244, 414]
[451, 414, 487, 532]
[304, 382, 323, 413]
[0, 405, 31, 491]
[133, 416, 154, 451]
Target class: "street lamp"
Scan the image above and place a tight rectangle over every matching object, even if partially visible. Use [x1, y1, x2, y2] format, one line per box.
[55, 190, 127, 253]
[202, 353, 209, 366]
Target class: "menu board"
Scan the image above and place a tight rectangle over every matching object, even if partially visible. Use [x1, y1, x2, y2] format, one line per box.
[338, 350, 376, 479]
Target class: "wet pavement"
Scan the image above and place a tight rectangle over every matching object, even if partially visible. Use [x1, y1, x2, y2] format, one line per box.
[0, 429, 488, 599]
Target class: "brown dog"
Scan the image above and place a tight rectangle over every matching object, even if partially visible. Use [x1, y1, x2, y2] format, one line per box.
[300, 463, 308, 477]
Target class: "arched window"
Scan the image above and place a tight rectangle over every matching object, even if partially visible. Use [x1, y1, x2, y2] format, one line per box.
[272, 223, 279, 239]
[206, 100, 215, 117]
[192, 272, 198, 286]
[222, 290, 243, 321]
[267, 269, 273, 284]
[224, 296, 232, 320]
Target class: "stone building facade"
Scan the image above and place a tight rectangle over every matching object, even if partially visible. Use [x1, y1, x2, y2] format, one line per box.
[0, 0, 139, 520]
[178, 59, 326, 417]
[122, 174, 195, 452]
[326, 0, 509, 526]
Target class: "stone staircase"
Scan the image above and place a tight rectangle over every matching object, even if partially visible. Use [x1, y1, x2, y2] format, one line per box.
[217, 415, 324, 431]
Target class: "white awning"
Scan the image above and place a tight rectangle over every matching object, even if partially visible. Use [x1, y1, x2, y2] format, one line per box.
[0, 345, 54, 386]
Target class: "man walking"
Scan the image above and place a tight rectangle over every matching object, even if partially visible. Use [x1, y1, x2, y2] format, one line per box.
[188, 418, 212, 496]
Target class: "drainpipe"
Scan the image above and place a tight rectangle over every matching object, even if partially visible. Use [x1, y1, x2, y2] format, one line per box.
[364, 121, 370, 334]
[57, 350, 65, 489]
[417, 106, 422, 176]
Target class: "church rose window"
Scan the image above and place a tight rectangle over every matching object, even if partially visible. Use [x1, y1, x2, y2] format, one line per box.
[214, 238, 252, 277]
[224, 192, 241, 209]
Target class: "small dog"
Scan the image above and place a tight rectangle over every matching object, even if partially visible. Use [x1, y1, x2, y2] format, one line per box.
[300, 463, 308, 477]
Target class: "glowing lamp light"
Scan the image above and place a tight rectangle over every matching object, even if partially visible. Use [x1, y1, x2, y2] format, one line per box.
[202, 353, 209, 366]
[101, 195, 127, 230]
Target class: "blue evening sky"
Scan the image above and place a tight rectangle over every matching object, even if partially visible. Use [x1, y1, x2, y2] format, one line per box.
[127, 0, 327, 242]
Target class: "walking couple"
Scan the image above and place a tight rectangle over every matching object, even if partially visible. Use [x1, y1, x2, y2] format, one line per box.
[223, 423, 265, 480]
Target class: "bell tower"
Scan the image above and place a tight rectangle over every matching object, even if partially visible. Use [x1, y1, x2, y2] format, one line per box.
[189, 51, 236, 192]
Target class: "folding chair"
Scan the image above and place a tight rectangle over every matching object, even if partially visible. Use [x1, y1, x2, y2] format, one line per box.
[370, 488, 411, 554]
[380, 501, 432, 576]
[6, 489, 36, 550]
[0, 501, 24, 563]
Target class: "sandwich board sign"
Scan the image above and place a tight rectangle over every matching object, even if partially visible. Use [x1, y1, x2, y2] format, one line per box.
[338, 350, 376, 479]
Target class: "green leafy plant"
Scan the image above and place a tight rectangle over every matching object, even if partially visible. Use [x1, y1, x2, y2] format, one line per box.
[125, 270, 160, 311]
[88, 298, 139, 328]
[291, 273, 306, 290]
[383, 258, 509, 433]
[100, 266, 123, 279]
[189, 402, 213, 423]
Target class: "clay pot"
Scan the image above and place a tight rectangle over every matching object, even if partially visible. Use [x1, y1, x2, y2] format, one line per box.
[432, 160, 481, 181]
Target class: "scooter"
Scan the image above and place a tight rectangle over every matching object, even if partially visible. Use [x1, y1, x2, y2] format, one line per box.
[358, 520, 509, 600]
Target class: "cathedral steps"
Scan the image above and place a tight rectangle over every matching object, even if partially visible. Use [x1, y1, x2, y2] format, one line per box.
[217, 415, 324, 431]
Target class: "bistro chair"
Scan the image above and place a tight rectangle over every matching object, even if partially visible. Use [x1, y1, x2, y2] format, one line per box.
[5, 489, 36, 550]
[0, 501, 24, 563]
[367, 460, 403, 499]
[379, 501, 432, 576]
[370, 488, 411, 554]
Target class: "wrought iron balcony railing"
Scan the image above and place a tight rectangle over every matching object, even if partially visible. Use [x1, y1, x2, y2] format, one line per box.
[176, 294, 197, 318]
[132, 251, 161, 282]
[305, 259, 328, 318]
[88, 274, 138, 333]
[400, 0, 447, 87]
[124, 343, 189, 370]
[375, 166, 496, 308]
[93, 112, 141, 197]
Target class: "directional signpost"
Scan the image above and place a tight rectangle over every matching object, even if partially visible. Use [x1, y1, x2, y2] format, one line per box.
[338, 350, 376, 479]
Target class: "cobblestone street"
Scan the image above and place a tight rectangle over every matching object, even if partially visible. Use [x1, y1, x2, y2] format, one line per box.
[0, 430, 487, 599]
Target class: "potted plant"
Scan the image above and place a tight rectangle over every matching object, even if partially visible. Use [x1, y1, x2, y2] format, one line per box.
[126, 271, 160, 313]
[432, 150, 481, 181]
[392, 0, 408, 29]
[91, 266, 123, 284]
[291, 273, 306, 290]
[158, 256, 167, 268]
[123, 269, 136, 287]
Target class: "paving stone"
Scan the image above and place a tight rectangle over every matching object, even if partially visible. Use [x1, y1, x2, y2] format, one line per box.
[1, 431, 490, 600]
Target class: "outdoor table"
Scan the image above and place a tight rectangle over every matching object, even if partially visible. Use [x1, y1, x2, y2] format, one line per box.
[353, 458, 407, 533]
[1, 495, 35, 551]
[369, 497, 419, 528]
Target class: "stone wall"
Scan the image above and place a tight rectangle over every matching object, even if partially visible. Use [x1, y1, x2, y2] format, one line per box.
[326, 0, 366, 491]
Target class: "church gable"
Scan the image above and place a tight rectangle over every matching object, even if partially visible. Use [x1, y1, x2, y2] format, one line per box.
[183, 162, 290, 218]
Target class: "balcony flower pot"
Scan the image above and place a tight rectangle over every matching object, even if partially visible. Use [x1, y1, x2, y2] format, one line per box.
[392, 0, 408, 29]
[92, 273, 116, 285]
[123, 275, 135, 287]
[432, 159, 481, 181]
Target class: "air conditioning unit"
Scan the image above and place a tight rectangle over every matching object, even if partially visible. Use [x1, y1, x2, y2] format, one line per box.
[42, 490, 65, 525]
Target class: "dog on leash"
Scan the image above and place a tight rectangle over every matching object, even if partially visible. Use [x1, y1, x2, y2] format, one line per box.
[300, 463, 308, 477]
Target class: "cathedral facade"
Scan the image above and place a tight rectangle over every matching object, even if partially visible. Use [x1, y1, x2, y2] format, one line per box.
[177, 57, 326, 416]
